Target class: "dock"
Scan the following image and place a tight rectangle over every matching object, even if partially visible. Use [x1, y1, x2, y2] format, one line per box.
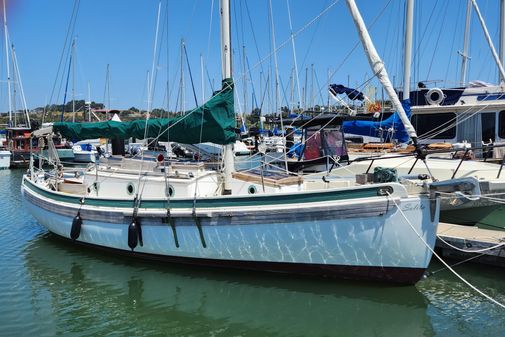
[436, 223, 505, 267]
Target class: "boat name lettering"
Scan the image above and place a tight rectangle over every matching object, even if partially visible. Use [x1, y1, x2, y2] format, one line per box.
[401, 203, 425, 211]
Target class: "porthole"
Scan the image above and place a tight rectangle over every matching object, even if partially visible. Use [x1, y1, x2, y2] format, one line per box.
[126, 182, 135, 195]
[93, 182, 100, 192]
[166, 184, 175, 197]
[248, 185, 257, 194]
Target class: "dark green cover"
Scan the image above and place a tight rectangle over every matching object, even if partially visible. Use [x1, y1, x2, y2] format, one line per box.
[53, 78, 236, 145]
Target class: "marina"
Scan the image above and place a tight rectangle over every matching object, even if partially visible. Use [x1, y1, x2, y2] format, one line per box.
[2, 0, 505, 335]
[2, 169, 505, 336]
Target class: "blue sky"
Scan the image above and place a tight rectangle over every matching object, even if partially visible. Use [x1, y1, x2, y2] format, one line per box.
[1, 0, 504, 113]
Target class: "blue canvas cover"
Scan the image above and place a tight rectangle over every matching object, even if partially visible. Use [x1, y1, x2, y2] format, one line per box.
[343, 99, 411, 143]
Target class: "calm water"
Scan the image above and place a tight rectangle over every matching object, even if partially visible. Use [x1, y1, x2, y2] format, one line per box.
[1, 169, 505, 337]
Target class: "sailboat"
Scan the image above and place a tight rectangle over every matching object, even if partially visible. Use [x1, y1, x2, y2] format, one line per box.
[2, 0, 31, 169]
[300, 0, 505, 231]
[22, 0, 462, 284]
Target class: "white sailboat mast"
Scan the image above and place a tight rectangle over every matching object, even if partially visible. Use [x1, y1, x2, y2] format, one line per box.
[3, 0, 12, 124]
[346, 0, 418, 143]
[402, 0, 414, 100]
[471, 0, 505, 83]
[220, 0, 234, 194]
[11, 44, 30, 129]
[460, 0, 472, 85]
[500, 0, 505, 83]
[147, 0, 162, 119]
[87, 81, 91, 122]
[71, 39, 76, 122]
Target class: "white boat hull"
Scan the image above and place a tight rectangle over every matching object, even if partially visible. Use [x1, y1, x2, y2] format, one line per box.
[0, 150, 10, 169]
[22, 176, 439, 283]
[73, 151, 96, 163]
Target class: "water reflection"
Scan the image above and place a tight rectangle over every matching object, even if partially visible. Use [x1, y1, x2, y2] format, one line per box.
[420, 262, 505, 336]
[24, 234, 434, 337]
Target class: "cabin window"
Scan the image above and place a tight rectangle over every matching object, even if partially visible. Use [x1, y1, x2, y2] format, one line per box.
[411, 113, 456, 139]
[498, 111, 505, 139]
[482, 112, 496, 143]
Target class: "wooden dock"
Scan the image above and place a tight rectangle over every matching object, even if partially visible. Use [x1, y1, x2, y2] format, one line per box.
[436, 223, 505, 267]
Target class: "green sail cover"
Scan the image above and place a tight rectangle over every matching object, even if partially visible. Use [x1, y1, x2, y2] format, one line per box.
[53, 78, 236, 145]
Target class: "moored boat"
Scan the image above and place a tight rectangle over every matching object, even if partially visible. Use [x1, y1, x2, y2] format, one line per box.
[22, 0, 461, 284]
[22, 170, 439, 284]
[0, 149, 10, 169]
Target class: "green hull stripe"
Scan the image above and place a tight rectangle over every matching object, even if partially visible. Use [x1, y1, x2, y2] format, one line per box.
[23, 177, 381, 209]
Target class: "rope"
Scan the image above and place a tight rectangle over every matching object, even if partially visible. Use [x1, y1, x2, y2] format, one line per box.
[428, 253, 486, 276]
[387, 192, 505, 309]
[436, 235, 505, 254]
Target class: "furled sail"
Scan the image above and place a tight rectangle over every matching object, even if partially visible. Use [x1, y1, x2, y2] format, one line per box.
[52, 79, 236, 145]
[346, 0, 418, 143]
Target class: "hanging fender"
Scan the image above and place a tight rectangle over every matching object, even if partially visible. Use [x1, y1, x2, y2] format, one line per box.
[70, 212, 82, 241]
[128, 219, 138, 251]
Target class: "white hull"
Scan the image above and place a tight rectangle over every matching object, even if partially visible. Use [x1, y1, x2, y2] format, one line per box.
[22, 176, 439, 283]
[73, 151, 96, 163]
[0, 150, 10, 169]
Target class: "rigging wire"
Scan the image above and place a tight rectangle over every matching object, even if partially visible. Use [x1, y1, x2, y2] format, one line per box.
[45, 0, 80, 123]
[183, 42, 199, 107]
[247, 0, 341, 79]
[322, 0, 392, 98]
[426, 0, 450, 79]
[286, 0, 303, 110]
[444, 0, 464, 85]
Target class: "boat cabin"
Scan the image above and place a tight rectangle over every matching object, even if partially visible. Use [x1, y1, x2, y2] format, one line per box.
[403, 83, 505, 158]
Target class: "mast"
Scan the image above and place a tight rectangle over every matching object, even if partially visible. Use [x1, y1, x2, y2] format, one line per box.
[286, 0, 302, 111]
[11, 43, 16, 126]
[310, 63, 314, 109]
[242, 45, 247, 114]
[3, 0, 12, 125]
[403, 0, 414, 100]
[11, 44, 30, 129]
[220, 0, 234, 194]
[346, 0, 418, 143]
[303, 67, 308, 110]
[471, 0, 505, 83]
[290, 67, 294, 113]
[87, 81, 91, 122]
[459, 0, 472, 85]
[268, 0, 287, 172]
[500, 0, 505, 83]
[71, 39, 76, 122]
[179, 39, 185, 114]
[104, 64, 111, 110]
[200, 53, 205, 103]
[147, 0, 162, 119]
